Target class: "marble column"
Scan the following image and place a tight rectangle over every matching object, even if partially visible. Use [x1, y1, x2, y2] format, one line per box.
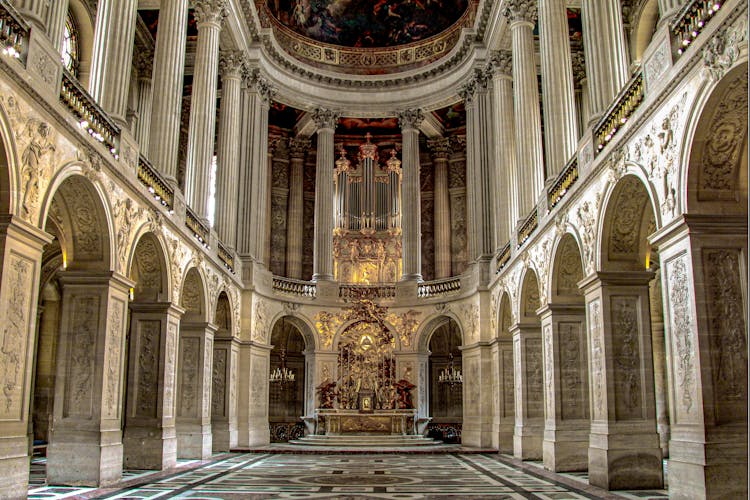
[582, 0, 630, 119]
[0, 220, 52, 498]
[264, 141, 278, 267]
[580, 272, 663, 490]
[176, 322, 216, 459]
[184, 1, 227, 222]
[47, 272, 132, 486]
[148, 0, 189, 182]
[10, 0, 48, 32]
[488, 51, 517, 248]
[237, 342, 271, 446]
[212, 338, 239, 451]
[427, 138, 451, 279]
[650, 216, 747, 499]
[122, 302, 183, 470]
[460, 70, 495, 263]
[538, 304, 590, 472]
[571, 51, 590, 138]
[236, 74, 272, 265]
[215, 51, 245, 249]
[134, 51, 154, 153]
[88, 0, 138, 126]
[311, 108, 339, 281]
[286, 137, 310, 279]
[45, 0, 69, 51]
[398, 109, 424, 281]
[538, 0, 578, 175]
[506, 1, 545, 217]
[511, 321, 544, 459]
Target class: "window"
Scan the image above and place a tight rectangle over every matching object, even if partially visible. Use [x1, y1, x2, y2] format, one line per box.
[62, 13, 79, 77]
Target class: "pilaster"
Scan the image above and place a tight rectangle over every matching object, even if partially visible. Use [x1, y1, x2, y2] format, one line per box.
[461, 342, 494, 447]
[212, 338, 240, 451]
[511, 321, 544, 460]
[237, 341, 272, 446]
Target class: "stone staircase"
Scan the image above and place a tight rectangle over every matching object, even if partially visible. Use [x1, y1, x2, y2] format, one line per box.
[289, 434, 443, 447]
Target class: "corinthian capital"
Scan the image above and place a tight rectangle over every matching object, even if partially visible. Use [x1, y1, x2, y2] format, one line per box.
[458, 68, 490, 104]
[194, 0, 229, 25]
[488, 50, 512, 77]
[505, 0, 538, 24]
[289, 137, 311, 159]
[397, 109, 424, 131]
[312, 108, 341, 130]
[219, 50, 246, 79]
[427, 138, 451, 160]
[253, 76, 275, 105]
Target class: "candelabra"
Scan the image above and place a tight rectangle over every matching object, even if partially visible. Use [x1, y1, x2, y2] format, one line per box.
[270, 348, 295, 384]
[438, 353, 463, 386]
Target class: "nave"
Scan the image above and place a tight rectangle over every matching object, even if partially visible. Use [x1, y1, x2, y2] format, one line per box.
[28, 452, 669, 499]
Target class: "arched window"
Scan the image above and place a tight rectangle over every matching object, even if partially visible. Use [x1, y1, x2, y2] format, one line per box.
[62, 13, 80, 77]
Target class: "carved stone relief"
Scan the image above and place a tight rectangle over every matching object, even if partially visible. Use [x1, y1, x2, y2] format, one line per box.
[212, 348, 227, 417]
[164, 324, 177, 418]
[502, 348, 514, 418]
[526, 338, 543, 419]
[459, 303, 479, 343]
[133, 237, 162, 299]
[575, 194, 602, 275]
[252, 298, 270, 343]
[702, 19, 747, 82]
[466, 357, 479, 410]
[589, 300, 605, 420]
[203, 337, 213, 416]
[180, 338, 199, 417]
[59, 180, 104, 262]
[543, 325, 554, 418]
[612, 296, 642, 420]
[114, 196, 145, 272]
[136, 320, 161, 418]
[182, 270, 203, 317]
[0, 256, 32, 418]
[104, 300, 124, 417]
[667, 254, 696, 418]
[609, 177, 648, 258]
[556, 238, 583, 297]
[559, 322, 585, 421]
[704, 249, 747, 424]
[66, 295, 98, 418]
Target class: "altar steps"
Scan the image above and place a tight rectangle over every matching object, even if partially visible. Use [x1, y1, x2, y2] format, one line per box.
[288, 434, 443, 447]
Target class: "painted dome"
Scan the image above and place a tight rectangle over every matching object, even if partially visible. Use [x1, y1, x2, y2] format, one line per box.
[266, 0, 469, 48]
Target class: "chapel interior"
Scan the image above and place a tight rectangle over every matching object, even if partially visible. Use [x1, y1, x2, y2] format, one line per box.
[0, 0, 746, 498]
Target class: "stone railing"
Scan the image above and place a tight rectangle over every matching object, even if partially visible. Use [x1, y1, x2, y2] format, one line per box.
[217, 242, 235, 273]
[185, 206, 210, 247]
[60, 70, 120, 158]
[496, 242, 511, 273]
[417, 276, 461, 298]
[548, 156, 579, 209]
[137, 154, 174, 212]
[272, 276, 317, 298]
[339, 283, 396, 300]
[0, 0, 28, 63]
[672, 0, 723, 56]
[517, 207, 539, 247]
[594, 71, 645, 154]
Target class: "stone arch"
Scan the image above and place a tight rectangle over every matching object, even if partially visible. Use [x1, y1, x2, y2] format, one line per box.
[519, 268, 541, 320]
[498, 292, 513, 339]
[628, 0, 659, 64]
[333, 316, 403, 352]
[41, 172, 114, 272]
[180, 267, 208, 322]
[684, 63, 748, 216]
[128, 231, 169, 302]
[268, 315, 308, 441]
[416, 311, 465, 353]
[426, 316, 463, 441]
[214, 291, 232, 337]
[598, 174, 659, 273]
[269, 313, 316, 351]
[0, 97, 18, 216]
[550, 233, 585, 303]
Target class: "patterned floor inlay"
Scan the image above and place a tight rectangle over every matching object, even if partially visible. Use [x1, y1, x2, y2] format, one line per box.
[28, 452, 672, 499]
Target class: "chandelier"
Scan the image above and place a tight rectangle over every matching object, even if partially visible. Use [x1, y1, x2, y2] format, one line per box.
[439, 353, 462, 386]
[270, 348, 295, 385]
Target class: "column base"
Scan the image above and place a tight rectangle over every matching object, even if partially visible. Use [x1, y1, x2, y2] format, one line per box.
[177, 423, 213, 459]
[0, 435, 30, 499]
[462, 418, 494, 448]
[543, 424, 589, 472]
[239, 417, 271, 447]
[588, 429, 663, 490]
[47, 432, 123, 487]
[212, 420, 238, 452]
[513, 421, 543, 460]
[668, 434, 748, 500]
[492, 421, 514, 453]
[123, 425, 177, 470]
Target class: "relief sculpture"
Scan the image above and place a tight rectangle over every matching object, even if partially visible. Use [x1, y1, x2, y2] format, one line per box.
[612, 297, 642, 420]
[667, 255, 695, 416]
[0, 257, 31, 417]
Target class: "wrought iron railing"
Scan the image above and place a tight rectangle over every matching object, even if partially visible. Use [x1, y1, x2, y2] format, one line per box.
[60, 70, 120, 158]
[548, 156, 579, 209]
[594, 71, 644, 154]
[272, 276, 317, 298]
[672, 0, 723, 56]
[0, 0, 28, 63]
[137, 154, 174, 212]
[417, 276, 461, 298]
[496, 242, 511, 273]
[517, 207, 538, 247]
[185, 207, 210, 247]
[339, 283, 396, 300]
[217, 242, 234, 273]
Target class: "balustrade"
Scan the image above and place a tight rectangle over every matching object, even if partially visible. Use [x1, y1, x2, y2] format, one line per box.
[417, 277, 461, 298]
[594, 71, 644, 154]
[548, 156, 579, 209]
[672, 0, 723, 56]
[272, 276, 317, 298]
[217, 242, 235, 273]
[517, 207, 538, 247]
[185, 206, 210, 247]
[0, 0, 27, 62]
[137, 154, 174, 212]
[496, 242, 511, 273]
[339, 283, 396, 300]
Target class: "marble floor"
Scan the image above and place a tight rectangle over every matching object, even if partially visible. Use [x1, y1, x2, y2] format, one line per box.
[28, 452, 669, 499]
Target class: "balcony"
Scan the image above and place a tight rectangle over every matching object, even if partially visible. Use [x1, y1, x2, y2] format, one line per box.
[417, 276, 461, 298]
[548, 156, 579, 210]
[137, 154, 174, 212]
[672, 0, 723, 56]
[594, 71, 645, 154]
[273, 276, 317, 298]
[0, 0, 28, 63]
[517, 207, 538, 248]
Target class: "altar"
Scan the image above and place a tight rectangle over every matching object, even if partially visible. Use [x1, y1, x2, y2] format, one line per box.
[315, 408, 417, 435]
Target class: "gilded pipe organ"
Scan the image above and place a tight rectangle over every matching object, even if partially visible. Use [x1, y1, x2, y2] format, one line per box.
[333, 134, 403, 283]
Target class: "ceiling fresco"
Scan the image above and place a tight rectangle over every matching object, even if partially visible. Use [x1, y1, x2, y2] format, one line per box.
[266, 0, 469, 48]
